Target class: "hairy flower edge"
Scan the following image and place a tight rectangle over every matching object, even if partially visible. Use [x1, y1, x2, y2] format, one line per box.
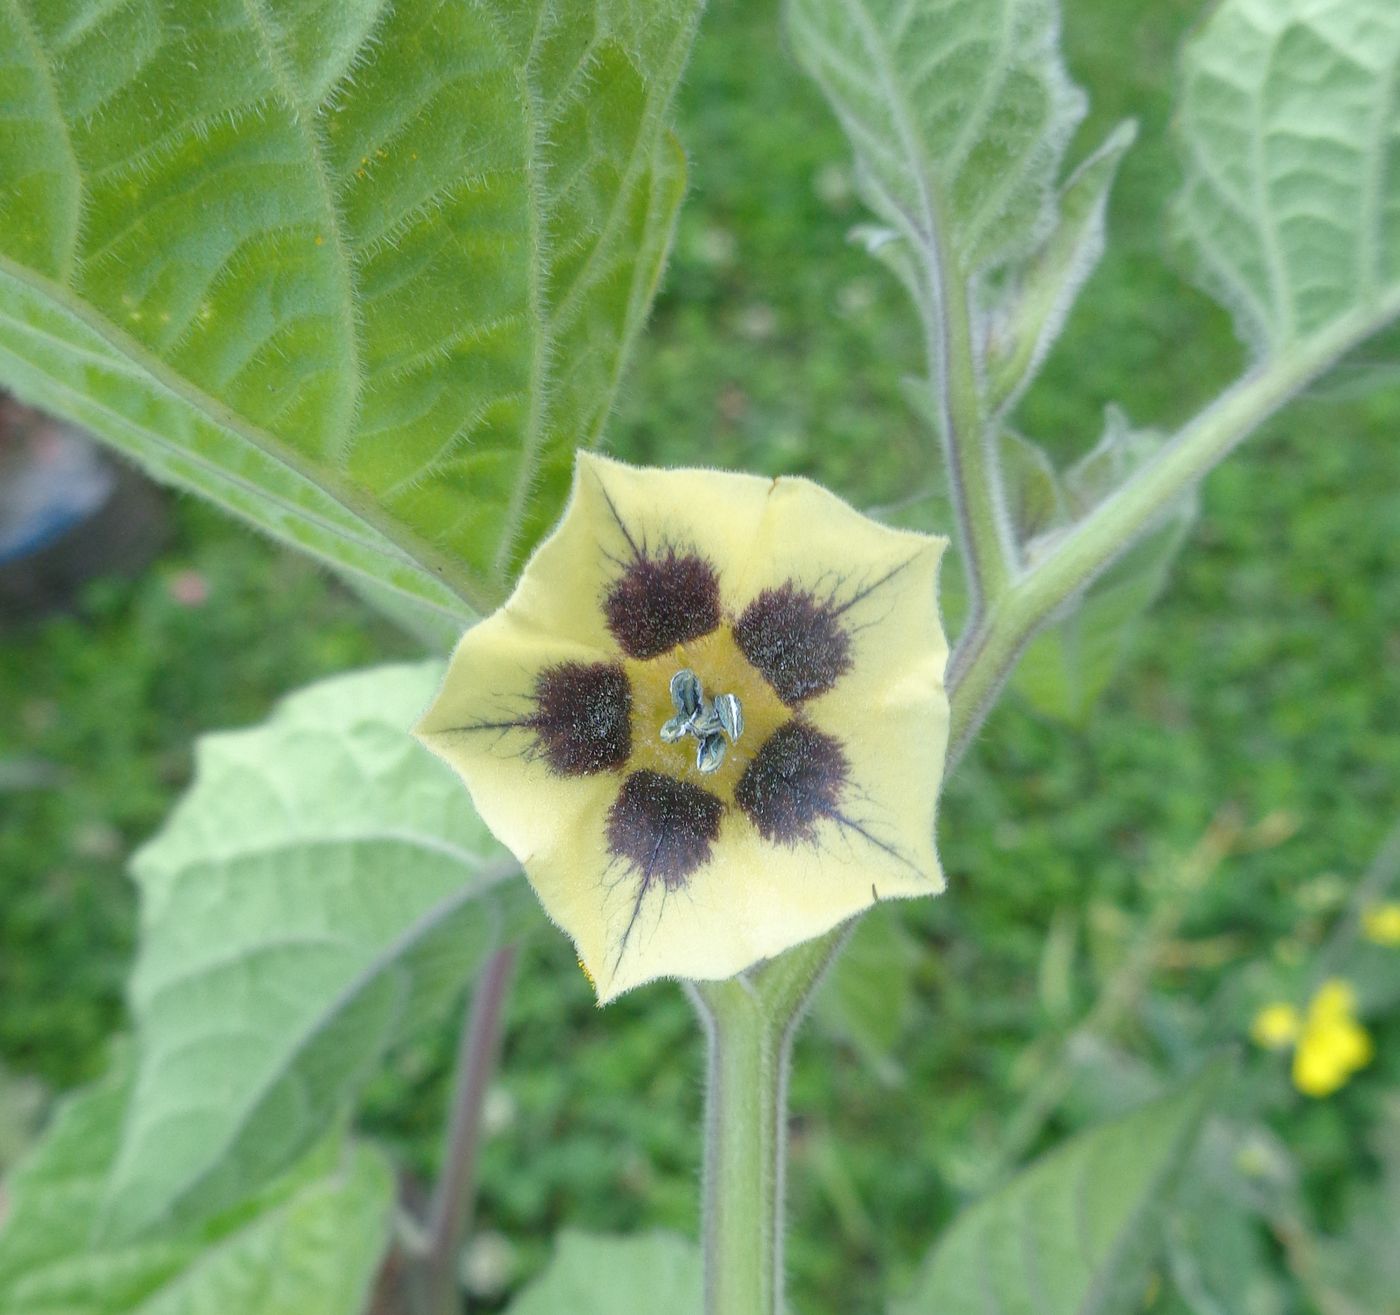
[417, 452, 950, 1001]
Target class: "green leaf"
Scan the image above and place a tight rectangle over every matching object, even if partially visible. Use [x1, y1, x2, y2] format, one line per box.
[1164, 1126, 1291, 1315]
[1013, 411, 1197, 727]
[999, 428, 1066, 545]
[0, 1, 701, 615]
[891, 1066, 1223, 1315]
[787, 0, 1084, 276]
[814, 904, 919, 1084]
[1297, 1098, 1400, 1315]
[101, 661, 523, 1238]
[1173, 0, 1400, 359]
[0, 1064, 393, 1315]
[986, 121, 1137, 415]
[504, 1232, 701, 1315]
[1013, 528, 1193, 728]
[786, 0, 1089, 401]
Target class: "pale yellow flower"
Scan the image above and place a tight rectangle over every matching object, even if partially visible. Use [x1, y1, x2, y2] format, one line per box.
[1254, 979, 1374, 1098]
[417, 453, 950, 1001]
[1362, 902, 1400, 947]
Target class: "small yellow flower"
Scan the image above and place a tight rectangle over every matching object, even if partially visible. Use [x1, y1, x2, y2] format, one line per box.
[1249, 1002, 1300, 1050]
[1254, 978, 1374, 1098]
[1362, 901, 1400, 947]
[417, 453, 950, 1001]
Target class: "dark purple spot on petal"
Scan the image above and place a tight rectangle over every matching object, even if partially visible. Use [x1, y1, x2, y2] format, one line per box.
[604, 550, 722, 660]
[531, 662, 631, 775]
[735, 719, 849, 845]
[734, 583, 851, 705]
[607, 770, 724, 890]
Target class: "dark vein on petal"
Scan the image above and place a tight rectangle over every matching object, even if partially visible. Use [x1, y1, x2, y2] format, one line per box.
[831, 551, 921, 616]
[594, 471, 642, 560]
[829, 808, 928, 878]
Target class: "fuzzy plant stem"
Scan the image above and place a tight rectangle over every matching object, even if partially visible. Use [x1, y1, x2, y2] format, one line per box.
[690, 929, 849, 1315]
[945, 302, 1392, 764]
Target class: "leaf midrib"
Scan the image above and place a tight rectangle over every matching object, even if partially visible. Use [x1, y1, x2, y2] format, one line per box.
[0, 250, 495, 612]
[0, 309, 404, 562]
[491, 43, 551, 586]
[1358, 12, 1400, 309]
[1251, 29, 1297, 344]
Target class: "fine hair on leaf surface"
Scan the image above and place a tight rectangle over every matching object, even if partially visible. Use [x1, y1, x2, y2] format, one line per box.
[0, 0, 704, 614]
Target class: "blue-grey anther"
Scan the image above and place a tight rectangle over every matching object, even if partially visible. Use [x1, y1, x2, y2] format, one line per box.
[660, 667, 744, 773]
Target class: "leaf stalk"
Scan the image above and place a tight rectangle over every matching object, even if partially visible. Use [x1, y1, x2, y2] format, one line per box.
[947, 301, 1392, 764]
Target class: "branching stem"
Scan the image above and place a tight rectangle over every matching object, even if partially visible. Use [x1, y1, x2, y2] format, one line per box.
[910, 216, 1018, 621]
[946, 304, 1384, 763]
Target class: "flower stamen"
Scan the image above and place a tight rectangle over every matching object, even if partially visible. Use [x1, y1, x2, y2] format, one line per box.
[661, 668, 745, 774]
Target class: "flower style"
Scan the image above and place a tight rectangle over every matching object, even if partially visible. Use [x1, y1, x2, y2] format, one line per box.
[417, 453, 949, 1001]
[1250, 978, 1374, 1098]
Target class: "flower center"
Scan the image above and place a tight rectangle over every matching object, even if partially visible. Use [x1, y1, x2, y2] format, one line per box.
[659, 668, 744, 773]
[624, 626, 791, 802]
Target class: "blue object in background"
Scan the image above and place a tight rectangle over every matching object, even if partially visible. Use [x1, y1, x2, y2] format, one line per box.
[0, 394, 166, 618]
[0, 419, 115, 564]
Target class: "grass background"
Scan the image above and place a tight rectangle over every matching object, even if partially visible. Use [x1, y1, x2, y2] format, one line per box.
[3, 0, 1400, 1311]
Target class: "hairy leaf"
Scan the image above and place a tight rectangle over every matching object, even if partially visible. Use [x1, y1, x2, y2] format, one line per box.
[0, 0, 700, 614]
[892, 1067, 1221, 1315]
[504, 1232, 701, 1315]
[787, 0, 1088, 396]
[787, 0, 1084, 274]
[102, 661, 522, 1238]
[1173, 0, 1400, 359]
[986, 121, 1137, 415]
[0, 1066, 392, 1315]
[1014, 412, 1197, 727]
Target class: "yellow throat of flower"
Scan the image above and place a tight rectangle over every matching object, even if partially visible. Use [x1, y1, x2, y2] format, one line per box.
[625, 625, 793, 806]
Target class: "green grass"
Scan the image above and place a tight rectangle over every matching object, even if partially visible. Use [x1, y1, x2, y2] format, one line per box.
[3, 0, 1400, 1311]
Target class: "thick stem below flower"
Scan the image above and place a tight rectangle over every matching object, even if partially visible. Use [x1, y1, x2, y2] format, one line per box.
[690, 928, 849, 1315]
[695, 979, 785, 1315]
